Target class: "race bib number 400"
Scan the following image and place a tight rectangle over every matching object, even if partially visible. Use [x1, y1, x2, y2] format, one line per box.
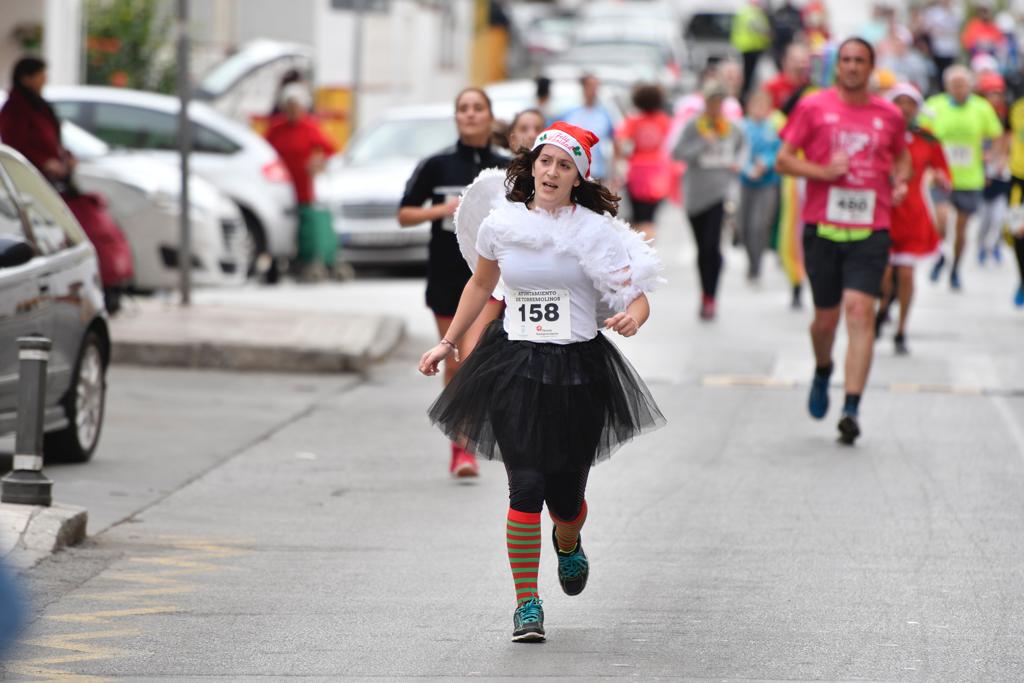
[826, 187, 876, 225]
[508, 289, 571, 341]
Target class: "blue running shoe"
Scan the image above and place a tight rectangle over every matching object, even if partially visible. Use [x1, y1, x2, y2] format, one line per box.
[512, 598, 545, 642]
[1015, 286, 1024, 308]
[837, 410, 861, 446]
[929, 254, 946, 282]
[978, 248, 987, 265]
[552, 528, 589, 596]
[993, 246, 1003, 264]
[808, 369, 831, 420]
[950, 270, 962, 291]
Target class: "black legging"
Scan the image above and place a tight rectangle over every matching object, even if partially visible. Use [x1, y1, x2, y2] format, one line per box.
[689, 201, 725, 299]
[741, 51, 762, 103]
[505, 466, 588, 520]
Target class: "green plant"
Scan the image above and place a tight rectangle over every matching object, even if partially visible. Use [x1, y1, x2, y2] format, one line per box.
[85, 0, 176, 93]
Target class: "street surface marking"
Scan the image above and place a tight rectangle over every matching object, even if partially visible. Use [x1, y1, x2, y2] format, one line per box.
[702, 375, 797, 388]
[8, 537, 247, 681]
[991, 395, 1024, 461]
[48, 606, 180, 624]
[702, 374, 1014, 396]
[6, 628, 138, 681]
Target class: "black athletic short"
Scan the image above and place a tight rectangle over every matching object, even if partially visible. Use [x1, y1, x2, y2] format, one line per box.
[802, 225, 891, 308]
[950, 189, 982, 215]
[628, 193, 662, 224]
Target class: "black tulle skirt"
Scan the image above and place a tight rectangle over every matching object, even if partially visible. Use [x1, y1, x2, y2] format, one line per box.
[428, 320, 665, 472]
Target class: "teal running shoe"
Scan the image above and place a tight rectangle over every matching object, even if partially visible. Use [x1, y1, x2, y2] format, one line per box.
[512, 598, 545, 642]
[552, 528, 589, 596]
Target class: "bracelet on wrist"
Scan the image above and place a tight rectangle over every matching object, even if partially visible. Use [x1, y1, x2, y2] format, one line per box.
[440, 338, 461, 362]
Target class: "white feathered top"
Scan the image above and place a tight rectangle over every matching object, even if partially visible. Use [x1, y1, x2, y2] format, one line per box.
[476, 198, 663, 314]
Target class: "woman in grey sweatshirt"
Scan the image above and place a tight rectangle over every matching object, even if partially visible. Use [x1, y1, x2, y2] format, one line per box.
[673, 80, 746, 321]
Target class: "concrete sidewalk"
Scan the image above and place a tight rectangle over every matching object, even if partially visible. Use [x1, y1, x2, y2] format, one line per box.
[0, 503, 86, 569]
[110, 293, 405, 373]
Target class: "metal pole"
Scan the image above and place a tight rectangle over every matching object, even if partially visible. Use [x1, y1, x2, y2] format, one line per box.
[1, 337, 54, 507]
[177, 0, 192, 305]
[351, 1, 364, 134]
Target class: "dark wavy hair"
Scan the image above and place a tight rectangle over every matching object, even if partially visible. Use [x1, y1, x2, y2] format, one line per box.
[505, 146, 620, 217]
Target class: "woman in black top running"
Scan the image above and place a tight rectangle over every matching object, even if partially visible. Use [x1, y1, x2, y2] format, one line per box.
[399, 87, 509, 477]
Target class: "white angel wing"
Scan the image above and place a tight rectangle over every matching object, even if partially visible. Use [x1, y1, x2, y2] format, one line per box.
[454, 168, 508, 299]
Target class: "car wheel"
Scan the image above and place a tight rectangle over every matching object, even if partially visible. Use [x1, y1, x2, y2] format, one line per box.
[239, 208, 267, 277]
[44, 331, 107, 464]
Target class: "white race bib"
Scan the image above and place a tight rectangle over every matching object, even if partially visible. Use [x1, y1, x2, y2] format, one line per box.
[698, 143, 734, 169]
[508, 289, 572, 341]
[944, 144, 973, 167]
[1007, 204, 1024, 233]
[826, 187, 876, 225]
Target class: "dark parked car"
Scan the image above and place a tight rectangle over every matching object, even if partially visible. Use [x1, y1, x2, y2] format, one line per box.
[0, 145, 110, 463]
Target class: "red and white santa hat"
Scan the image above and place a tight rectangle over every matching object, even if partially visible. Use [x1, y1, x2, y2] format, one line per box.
[531, 121, 600, 178]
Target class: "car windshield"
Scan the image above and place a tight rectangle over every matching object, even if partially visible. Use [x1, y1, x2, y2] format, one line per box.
[530, 15, 575, 37]
[345, 116, 455, 166]
[200, 42, 310, 96]
[687, 13, 734, 40]
[565, 43, 667, 67]
[486, 81, 621, 125]
[60, 121, 109, 159]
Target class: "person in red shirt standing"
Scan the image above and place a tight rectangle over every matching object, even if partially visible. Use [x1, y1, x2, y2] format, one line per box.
[265, 84, 337, 278]
[615, 84, 672, 240]
[763, 43, 812, 111]
[266, 84, 336, 205]
[876, 84, 951, 356]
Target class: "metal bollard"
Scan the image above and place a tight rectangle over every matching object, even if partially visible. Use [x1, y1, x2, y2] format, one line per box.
[1, 337, 53, 506]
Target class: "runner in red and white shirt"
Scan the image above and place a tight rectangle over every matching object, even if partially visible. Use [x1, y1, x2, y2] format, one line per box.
[776, 37, 911, 445]
[877, 84, 951, 357]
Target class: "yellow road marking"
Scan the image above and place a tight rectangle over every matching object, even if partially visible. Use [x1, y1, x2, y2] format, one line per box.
[702, 374, 798, 388]
[47, 605, 180, 624]
[702, 374, 994, 396]
[8, 536, 248, 680]
[8, 627, 138, 679]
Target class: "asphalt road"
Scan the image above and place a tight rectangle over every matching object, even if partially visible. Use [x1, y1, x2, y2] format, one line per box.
[4, 203, 1024, 680]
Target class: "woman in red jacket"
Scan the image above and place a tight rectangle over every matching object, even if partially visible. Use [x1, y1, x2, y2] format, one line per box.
[0, 56, 133, 312]
[0, 56, 75, 186]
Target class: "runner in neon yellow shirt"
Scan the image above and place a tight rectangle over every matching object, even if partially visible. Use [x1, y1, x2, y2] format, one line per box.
[921, 65, 1004, 290]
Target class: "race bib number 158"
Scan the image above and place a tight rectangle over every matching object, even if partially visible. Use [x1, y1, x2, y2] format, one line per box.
[508, 289, 572, 341]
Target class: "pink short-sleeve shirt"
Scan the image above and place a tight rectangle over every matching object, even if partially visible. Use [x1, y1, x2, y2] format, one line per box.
[781, 88, 907, 229]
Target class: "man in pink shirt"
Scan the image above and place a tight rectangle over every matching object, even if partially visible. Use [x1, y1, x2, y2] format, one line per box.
[777, 37, 911, 445]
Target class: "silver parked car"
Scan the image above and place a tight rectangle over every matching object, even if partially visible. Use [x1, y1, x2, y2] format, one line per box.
[46, 85, 296, 275]
[0, 145, 109, 463]
[317, 104, 457, 265]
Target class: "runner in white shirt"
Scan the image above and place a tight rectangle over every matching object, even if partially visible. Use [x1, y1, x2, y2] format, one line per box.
[419, 121, 664, 643]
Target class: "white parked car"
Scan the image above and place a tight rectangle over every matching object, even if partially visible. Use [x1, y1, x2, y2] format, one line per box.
[46, 86, 296, 274]
[316, 104, 457, 266]
[62, 122, 246, 291]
